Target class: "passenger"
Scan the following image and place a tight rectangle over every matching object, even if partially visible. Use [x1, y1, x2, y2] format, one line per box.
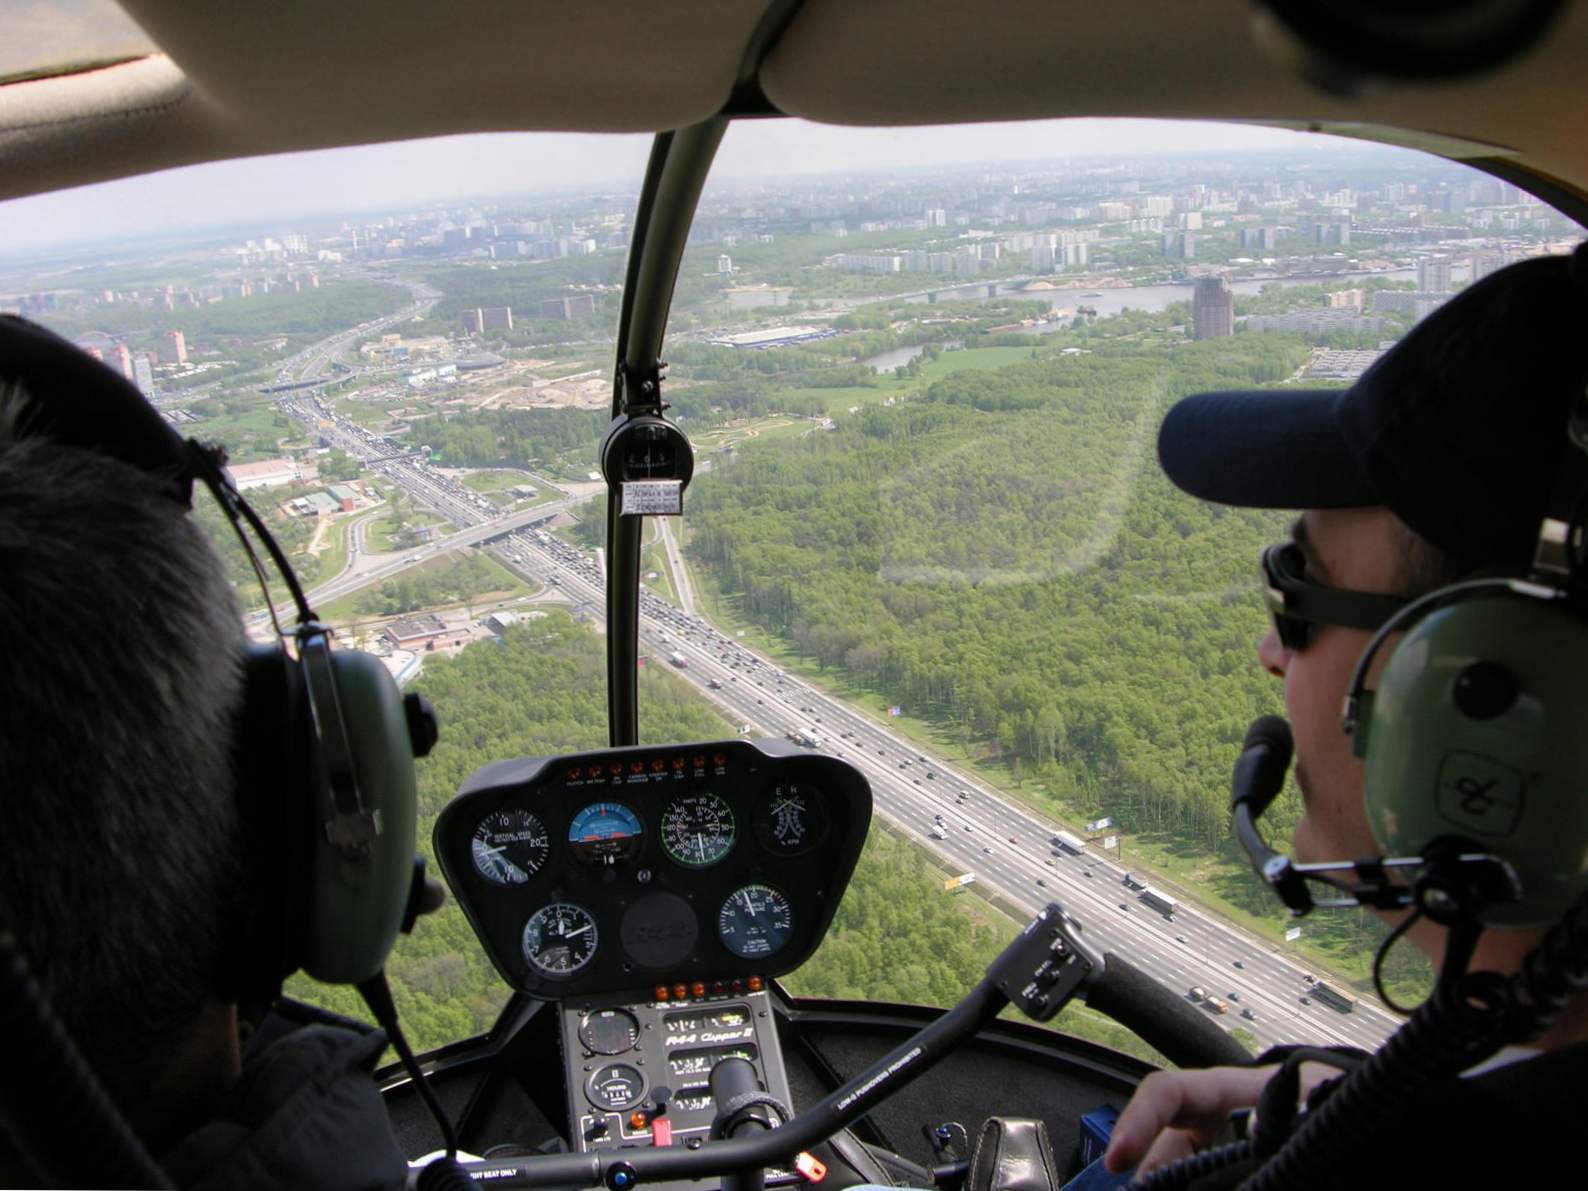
[1105, 248, 1588, 1181]
[0, 316, 407, 1189]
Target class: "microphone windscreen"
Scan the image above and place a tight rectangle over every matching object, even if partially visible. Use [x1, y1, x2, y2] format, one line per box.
[1243, 714, 1293, 765]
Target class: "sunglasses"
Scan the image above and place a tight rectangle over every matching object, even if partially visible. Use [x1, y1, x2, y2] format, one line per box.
[1260, 542, 1413, 651]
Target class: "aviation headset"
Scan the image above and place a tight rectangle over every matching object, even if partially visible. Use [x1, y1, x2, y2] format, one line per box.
[1217, 246, 1588, 939]
[0, 313, 433, 1007]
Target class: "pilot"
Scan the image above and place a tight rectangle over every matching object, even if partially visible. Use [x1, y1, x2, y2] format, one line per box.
[0, 320, 409, 1188]
[1102, 247, 1588, 1180]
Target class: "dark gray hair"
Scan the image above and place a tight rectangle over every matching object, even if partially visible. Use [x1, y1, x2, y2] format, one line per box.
[0, 384, 247, 1102]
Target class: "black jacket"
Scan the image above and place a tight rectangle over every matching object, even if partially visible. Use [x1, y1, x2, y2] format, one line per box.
[160, 1025, 408, 1191]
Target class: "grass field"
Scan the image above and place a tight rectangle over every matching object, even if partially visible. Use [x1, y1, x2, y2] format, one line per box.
[316, 550, 532, 623]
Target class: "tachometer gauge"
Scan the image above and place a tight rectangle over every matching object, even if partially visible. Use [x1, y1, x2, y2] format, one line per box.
[753, 784, 828, 856]
[718, 884, 794, 959]
[523, 903, 598, 978]
[660, 792, 735, 868]
[568, 801, 644, 866]
[471, 809, 550, 884]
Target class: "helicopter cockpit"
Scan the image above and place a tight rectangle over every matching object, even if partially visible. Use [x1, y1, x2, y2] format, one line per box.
[8, 2, 1588, 1190]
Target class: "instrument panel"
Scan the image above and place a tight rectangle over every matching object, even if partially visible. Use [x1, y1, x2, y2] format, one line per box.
[435, 739, 872, 999]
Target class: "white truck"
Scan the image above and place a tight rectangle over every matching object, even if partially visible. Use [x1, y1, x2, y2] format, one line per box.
[668, 651, 688, 668]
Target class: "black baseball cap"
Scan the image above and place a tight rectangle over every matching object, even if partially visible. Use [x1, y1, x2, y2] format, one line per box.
[1158, 242, 1588, 567]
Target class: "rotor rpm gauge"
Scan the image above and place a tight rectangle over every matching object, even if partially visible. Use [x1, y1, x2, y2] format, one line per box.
[753, 783, 828, 856]
[660, 792, 736, 868]
[718, 883, 795, 959]
[522, 903, 598, 978]
[471, 809, 550, 884]
[568, 801, 644, 866]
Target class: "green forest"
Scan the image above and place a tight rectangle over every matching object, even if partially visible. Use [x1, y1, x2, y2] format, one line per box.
[682, 331, 1434, 999]
[288, 612, 1172, 1064]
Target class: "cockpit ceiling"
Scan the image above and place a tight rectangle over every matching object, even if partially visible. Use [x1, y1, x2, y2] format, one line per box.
[3, 0, 1588, 205]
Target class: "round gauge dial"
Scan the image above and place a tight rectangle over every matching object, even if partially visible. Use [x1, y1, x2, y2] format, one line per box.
[568, 802, 644, 866]
[471, 809, 550, 884]
[754, 784, 828, 856]
[718, 883, 795, 959]
[660, 792, 736, 868]
[587, 1063, 646, 1111]
[579, 1008, 640, 1055]
[522, 903, 599, 978]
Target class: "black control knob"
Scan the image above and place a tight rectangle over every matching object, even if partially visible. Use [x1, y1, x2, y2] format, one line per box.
[403, 692, 440, 756]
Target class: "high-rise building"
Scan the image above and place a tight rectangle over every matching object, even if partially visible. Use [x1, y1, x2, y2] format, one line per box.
[132, 355, 155, 396]
[461, 308, 484, 334]
[717, 254, 733, 273]
[1418, 255, 1453, 293]
[1192, 276, 1234, 340]
[80, 344, 104, 363]
[161, 330, 187, 365]
[112, 343, 134, 379]
[481, 306, 514, 331]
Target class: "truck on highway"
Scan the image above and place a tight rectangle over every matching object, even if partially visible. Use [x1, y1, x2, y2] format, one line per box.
[928, 824, 947, 839]
[1313, 982, 1357, 1013]
[668, 651, 688, 668]
[1139, 887, 1178, 918]
[1052, 830, 1088, 856]
[787, 727, 821, 748]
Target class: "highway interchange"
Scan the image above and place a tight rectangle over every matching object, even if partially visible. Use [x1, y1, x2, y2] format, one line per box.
[267, 321, 1401, 1057]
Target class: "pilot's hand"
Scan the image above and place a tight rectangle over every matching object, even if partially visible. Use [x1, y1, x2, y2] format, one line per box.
[1103, 1065, 1276, 1176]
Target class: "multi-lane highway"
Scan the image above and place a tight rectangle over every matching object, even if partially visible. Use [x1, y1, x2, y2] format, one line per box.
[498, 528, 1400, 1055]
[262, 314, 1399, 1054]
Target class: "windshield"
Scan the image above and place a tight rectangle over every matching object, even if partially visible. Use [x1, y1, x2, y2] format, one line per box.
[5, 118, 1581, 1063]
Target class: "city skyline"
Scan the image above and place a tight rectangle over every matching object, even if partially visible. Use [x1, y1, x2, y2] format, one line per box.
[1, 118, 1390, 253]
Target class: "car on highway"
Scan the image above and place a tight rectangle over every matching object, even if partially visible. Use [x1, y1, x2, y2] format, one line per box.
[1233, 960, 1246, 969]
[1241, 1008, 1256, 1021]
[1188, 986, 1206, 1002]
[1176, 935, 1187, 943]
[1301, 996, 1313, 1006]
[1118, 903, 1130, 912]
[1007, 836, 1016, 844]
[1036, 878, 1046, 887]
[1228, 991, 1240, 1001]
[982, 846, 993, 855]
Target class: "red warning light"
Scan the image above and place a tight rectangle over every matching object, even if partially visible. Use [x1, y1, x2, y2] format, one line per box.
[655, 985, 669, 1002]
[693, 755, 706, 768]
[712, 981, 726, 995]
[630, 760, 646, 775]
[630, 1111, 648, 1131]
[568, 766, 582, 780]
[748, 976, 764, 992]
[673, 983, 688, 1001]
[731, 979, 745, 994]
[713, 753, 727, 766]
[691, 981, 707, 998]
[608, 763, 623, 777]
[651, 758, 666, 773]
[672, 757, 686, 770]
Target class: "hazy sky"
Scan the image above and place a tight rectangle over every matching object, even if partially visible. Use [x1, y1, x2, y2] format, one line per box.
[0, 118, 1365, 251]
